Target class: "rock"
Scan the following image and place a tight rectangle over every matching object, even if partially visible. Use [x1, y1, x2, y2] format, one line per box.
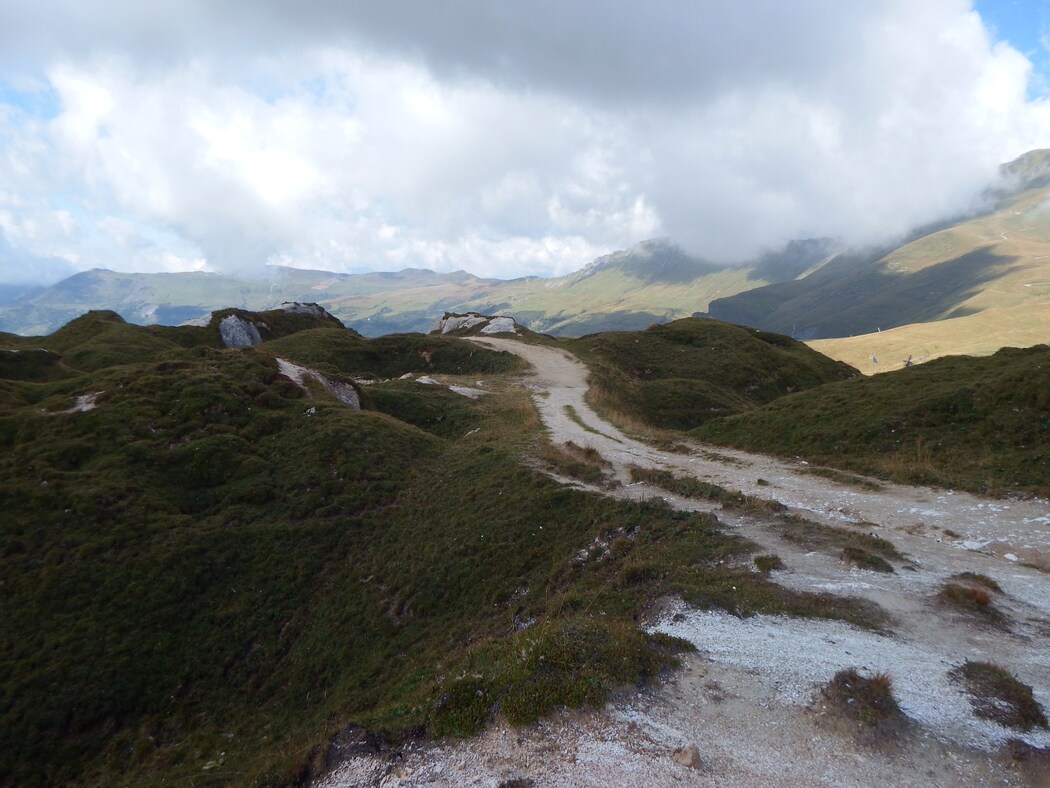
[480, 316, 519, 335]
[415, 376, 440, 385]
[280, 301, 332, 318]
[218, 315, 263, 347]
[448, 385, 487, 399]
[434, 313, 489, 334]
[275, 358, 361, 409]
[430, 311, 522, 335]
[672, 745, 703, 769]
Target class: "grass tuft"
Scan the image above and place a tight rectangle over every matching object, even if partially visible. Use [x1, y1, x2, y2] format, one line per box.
[822, 668, 903, 728]
[949, 661, 1048, 731]
[841, 547, 894, 573]
[753, 554, 784, 573]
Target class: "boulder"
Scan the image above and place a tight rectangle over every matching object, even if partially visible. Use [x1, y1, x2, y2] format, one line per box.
[219, 315, 263, 347]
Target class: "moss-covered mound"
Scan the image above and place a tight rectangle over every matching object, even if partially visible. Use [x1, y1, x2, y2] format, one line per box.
[567, 317, 858, 430]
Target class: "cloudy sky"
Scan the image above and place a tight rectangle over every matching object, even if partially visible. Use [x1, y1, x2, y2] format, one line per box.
[1, 0, 1048, 285]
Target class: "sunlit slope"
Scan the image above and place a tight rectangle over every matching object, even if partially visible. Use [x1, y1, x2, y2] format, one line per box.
[709, 150, 1050, 341]
[809, 302, 1050, 373]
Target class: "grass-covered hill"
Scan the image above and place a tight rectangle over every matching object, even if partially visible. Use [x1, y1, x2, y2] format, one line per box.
[567, 317, 858, 430]
[2, 310, 875, 785]
[693, 344, 1050, 498]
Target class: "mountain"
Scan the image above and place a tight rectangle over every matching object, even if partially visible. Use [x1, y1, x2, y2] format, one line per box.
[0, 238, 836, 338]
[709, 150, 1050, 356]
[2, 151, 1047, 367]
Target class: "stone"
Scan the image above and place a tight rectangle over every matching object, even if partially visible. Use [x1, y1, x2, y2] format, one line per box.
[480, 316, 519, 334]
[218, 315, 263, 347]
[672, 745, 703, 769]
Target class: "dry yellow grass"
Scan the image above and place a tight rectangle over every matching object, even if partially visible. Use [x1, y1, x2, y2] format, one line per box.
[809, 303, 1050, 374]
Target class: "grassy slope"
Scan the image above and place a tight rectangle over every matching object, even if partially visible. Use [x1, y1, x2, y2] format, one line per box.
[1, 313, 873, 786]
[808, 302, 1050, 373]
[567, 317, 858, 430]
[693, 344, 1050, 497]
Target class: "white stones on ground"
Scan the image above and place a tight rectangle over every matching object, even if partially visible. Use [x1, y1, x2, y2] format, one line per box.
[49, 392, 104, 414]
[275, 358, 360, 409]
[448, 385, 487, 399]
[416, 376, 439, 385]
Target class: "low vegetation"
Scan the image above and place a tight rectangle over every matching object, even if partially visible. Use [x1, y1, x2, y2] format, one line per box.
[568, 317, 857, 431]
[938, 581, 1006, 625]
[753, 554, 784, 573]
[774, 514, 902, 563]
[537, 440, 615, 486]
[0, 310, 882, 786]
[841, 546, 895, 573]
[949, 661, 1048, 731]
[694, 344, 1050, 498]
[628, 466, 785, 514]
[822, 668, 903, 729]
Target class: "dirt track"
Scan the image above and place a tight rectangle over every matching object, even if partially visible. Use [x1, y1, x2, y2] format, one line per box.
[321, 338, 1050, 787]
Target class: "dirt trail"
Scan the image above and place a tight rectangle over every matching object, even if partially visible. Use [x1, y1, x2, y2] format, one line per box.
[321, 339, 1050, 787]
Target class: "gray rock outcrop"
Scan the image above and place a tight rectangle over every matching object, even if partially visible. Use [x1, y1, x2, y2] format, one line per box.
[276, 358, 361, 408]
[219, 315, 263, 347]
[431, 311, 522, 335]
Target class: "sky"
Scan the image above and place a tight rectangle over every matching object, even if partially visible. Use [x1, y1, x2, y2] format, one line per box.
[0, 1, 1048, 285]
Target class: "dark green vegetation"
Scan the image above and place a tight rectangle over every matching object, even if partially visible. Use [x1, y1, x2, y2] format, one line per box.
[628, 466, 785, 515]
[1, 311, 881, 786]
[538, 440, 615, 487]
[841, 547, 894, 574]
[695, 344, 1050, 498]
[568, 317, 857, 431]
[949, 661, 1048, 731]
[774, 515, 902, 565]
[753, 554, 784, 574]
[822, 669, 903, 729]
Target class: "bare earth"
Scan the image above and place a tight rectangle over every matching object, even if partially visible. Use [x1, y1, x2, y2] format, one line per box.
[321, 339, 1050, 788]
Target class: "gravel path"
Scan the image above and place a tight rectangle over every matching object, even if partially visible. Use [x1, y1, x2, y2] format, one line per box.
[320, 339, 1050, 787]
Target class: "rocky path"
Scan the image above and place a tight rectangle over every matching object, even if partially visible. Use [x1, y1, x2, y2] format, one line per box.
[321, 339, 1050, 787]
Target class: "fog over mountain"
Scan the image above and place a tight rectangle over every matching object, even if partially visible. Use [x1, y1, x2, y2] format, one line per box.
[1, 1, 1048, 284]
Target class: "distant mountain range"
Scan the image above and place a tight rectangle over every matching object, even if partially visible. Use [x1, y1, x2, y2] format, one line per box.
[0, 237, 841, 338]
[3, 151, 1047, 368]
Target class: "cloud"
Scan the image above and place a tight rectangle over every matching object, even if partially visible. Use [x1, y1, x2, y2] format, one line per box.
[0, 0, 1048, 282]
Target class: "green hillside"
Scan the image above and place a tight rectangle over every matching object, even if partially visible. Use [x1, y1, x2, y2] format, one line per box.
[568, 317, 858, 430]
[2, 311, 873, 785]
[693, 344, 1050, 497]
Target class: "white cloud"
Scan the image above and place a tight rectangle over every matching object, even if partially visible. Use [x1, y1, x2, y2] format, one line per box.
[0, 0, 1048, 283]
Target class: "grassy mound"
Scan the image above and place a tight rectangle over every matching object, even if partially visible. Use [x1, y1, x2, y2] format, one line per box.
[567, 317, 856, 431]
[694, 345, 1050, 497]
